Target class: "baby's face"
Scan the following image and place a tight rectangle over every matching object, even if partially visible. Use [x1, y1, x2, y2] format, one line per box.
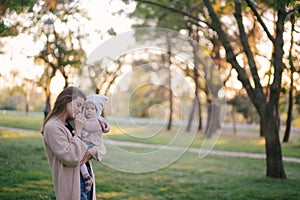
[84, 102, 97, 119]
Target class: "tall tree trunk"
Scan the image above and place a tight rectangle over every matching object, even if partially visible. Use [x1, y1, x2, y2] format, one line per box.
[25, 92, 30, 115]
[260, 118, 264, 137]
[262, 3, 286, 179]
[167, 83, 173, 130]
[283, 20, 296, 143]
[231, 106, 236, 134]
[166, 42, 173, 131]
[198, 97, 202, 131]
[283, 71, 293, 142]
[188, 25, 202, 131]
[44, 78, 51, 120]
[205, 99, 212, 137]
[261, 106, 286, 178]
[193, 51, 202, 131]
[186, 96, 199, 132]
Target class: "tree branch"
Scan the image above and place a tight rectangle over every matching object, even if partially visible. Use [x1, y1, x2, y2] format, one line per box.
[137, 0, 209, 27]
[245, 0, 275, 44]
[270, 4, 287, 106]
[234, 1, 264, 95]
[202, 0, 255, 97]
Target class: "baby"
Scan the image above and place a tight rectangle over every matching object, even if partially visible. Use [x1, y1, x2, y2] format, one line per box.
[80, 94, 110, 192]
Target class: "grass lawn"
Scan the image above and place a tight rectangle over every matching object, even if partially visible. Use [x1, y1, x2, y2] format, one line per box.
[0, 113, 43, 131]
[1, 113, 300, 199]
[1, 130, 300, 199]
[1, 113, 300, 158]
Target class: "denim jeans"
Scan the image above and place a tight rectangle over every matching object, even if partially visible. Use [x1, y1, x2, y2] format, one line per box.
[80, 162, 93, 200]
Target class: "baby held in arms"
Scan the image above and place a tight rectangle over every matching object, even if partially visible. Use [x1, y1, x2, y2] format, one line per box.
[80, 94, 110, 192]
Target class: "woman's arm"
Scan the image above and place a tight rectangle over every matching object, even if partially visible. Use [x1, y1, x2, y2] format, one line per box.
[44, 120, 87, 167]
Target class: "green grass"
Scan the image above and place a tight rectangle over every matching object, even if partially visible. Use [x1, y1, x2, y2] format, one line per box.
[0, 111, 299, 199]
[0, 130, 55, 200]
[0, 113, 43, 131]
[1, 113, 300, 158]
[1, 130, 300, 199]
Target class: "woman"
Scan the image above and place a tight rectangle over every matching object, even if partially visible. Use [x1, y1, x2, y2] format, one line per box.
[42, 86, 96, 200]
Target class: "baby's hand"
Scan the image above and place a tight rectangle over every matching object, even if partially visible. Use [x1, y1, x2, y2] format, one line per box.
[80, 151, 93, 166]
[98, 116, 110, 133]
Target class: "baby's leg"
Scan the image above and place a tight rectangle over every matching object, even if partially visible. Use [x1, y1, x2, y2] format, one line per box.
[80, 164, 89, 175]
[80, 164, 93, 192]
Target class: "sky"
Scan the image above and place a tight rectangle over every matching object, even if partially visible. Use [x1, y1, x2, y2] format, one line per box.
[0, 0, 136, 93]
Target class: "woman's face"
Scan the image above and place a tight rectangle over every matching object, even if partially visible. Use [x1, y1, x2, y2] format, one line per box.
[66, 96, 85, 118]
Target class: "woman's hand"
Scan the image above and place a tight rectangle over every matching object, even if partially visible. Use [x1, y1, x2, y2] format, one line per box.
[80, 151, 93, 166]
[75, 113, 86, 137]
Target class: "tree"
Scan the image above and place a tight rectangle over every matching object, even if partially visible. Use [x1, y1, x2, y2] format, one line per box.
[128, 0, 230, 135]
[203, 0, 288, 179]
[29, 0, 88, 118]
[162, 38, 173, 130]
[127, 0, 300, 179]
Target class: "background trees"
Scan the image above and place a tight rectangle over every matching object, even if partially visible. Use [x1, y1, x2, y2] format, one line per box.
[31, 0, 88, 118]
[122, 0, 300, 179]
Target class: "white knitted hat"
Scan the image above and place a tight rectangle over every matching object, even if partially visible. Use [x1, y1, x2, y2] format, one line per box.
[85, 94, 108, 117]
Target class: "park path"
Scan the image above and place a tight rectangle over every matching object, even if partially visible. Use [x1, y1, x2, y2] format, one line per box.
[1, 125, 300, 164]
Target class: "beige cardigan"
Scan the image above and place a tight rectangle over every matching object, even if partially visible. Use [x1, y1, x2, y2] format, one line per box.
[43, 117, 96, 200]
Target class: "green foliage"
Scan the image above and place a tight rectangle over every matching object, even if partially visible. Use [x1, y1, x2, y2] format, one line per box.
[130, 0, 188, 30]
[256, 0, 299, 10]
[129, 83, 167, 118]
[0, 0, 34, 14]
[0, 0, 34, 37]
[0, 21, 18, 37]
[228, 94, 258, 123]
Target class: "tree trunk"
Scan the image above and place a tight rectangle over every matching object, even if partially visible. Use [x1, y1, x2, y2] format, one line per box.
[166, 40, 173, 131]
[188, 25, 202, 131]
[186, 96, 197, 132]
[260, 118, 264, 137]
[25, 93, 30, 115]
[283, 71, 293, 142]
[283, 19, 296, 143]
[44, 96, 51, 120]
[167, 86, 173, 131]
[205, 99, 212, 138]
[231, 106, 236, 134]
[197, 97, 202, 131]
[44, 78, 51, 120]
[261, 108, 286, 179]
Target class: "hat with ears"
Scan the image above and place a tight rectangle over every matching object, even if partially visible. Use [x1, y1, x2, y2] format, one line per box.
[85, 94, 109, 117]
